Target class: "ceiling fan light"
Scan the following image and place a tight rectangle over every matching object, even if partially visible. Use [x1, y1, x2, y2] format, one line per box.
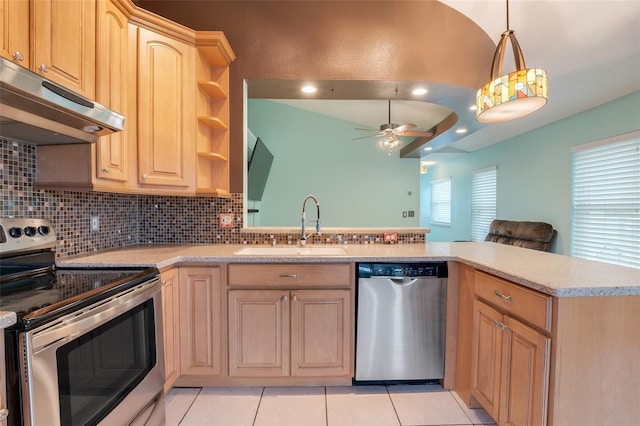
[378, 134, 401, 155]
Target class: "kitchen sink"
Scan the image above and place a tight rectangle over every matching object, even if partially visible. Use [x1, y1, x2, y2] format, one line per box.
[234, 246, 348, 256]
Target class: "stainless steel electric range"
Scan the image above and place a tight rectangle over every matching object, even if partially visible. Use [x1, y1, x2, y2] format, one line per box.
[0, 218, 165, 426]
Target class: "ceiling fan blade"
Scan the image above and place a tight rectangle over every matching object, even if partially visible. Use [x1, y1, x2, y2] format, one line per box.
[401, 131, 435, 137]
[394, 123, 417, 133]
[352, 134, 378, 141]
[354, 128, 379, 132]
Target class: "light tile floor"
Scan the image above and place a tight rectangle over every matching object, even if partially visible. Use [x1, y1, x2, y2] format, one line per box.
[165, 384, 496, 426]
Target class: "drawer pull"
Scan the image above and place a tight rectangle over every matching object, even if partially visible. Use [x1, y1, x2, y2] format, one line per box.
[279, 273, 301, 279]
[494, 290, 513, 301]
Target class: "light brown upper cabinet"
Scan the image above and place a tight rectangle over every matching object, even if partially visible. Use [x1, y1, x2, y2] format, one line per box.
[0, 0, 30, 67]
[136, 27, 196, 191]
[94, 0, 130, 188]
[32, 0, 96, 99]
[33, 0, 235, 197]
[36, 0, 129, 192]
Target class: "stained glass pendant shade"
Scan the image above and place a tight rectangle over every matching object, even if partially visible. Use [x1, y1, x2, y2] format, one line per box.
[476, 2, 548, 123]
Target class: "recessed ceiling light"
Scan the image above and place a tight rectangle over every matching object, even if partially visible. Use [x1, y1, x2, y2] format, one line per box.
[301, 85, 317, 94]
[456, 128, 467, 134]
[423, 146, 433, 151]
[412, 88, 428, 96]
[469, 105, 478, 111]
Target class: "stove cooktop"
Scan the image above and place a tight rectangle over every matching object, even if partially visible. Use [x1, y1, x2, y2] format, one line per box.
[0, 268, 152, 316]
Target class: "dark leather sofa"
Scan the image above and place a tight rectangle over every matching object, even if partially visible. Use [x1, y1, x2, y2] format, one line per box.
[484, 219, 557, 252]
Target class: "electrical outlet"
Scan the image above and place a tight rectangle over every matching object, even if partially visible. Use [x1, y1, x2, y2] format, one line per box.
[408, 210, 415, 217]
[90, 215, 100, 232]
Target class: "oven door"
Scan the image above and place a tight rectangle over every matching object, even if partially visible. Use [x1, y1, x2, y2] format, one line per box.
[19, 277, 165, 426]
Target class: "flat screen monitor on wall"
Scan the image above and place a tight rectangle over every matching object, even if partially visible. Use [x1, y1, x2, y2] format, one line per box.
[247, 137, 274, 201]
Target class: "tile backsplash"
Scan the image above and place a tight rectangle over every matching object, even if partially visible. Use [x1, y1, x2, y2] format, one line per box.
[1, 138, 424, 259]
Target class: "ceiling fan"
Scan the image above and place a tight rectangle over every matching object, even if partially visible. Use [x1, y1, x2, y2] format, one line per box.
[353, 100, 434, 155]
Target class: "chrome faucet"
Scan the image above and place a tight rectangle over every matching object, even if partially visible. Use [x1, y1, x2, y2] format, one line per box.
[300, 195, 321, 246]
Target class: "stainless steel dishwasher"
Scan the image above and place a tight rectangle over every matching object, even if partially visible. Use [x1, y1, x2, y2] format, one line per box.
[355, 262, 448, 383]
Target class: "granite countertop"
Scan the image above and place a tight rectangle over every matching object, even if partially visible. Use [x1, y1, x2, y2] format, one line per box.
[57, 242, 640, 297]
[0, 311, 17, 329]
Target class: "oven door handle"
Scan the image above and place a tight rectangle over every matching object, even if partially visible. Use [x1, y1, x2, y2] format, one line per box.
[27, 277, 160, 354]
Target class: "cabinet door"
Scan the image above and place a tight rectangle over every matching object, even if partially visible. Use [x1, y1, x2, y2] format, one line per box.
[179, 267, 222, 376]
[32, 0, 95, 98]
[0, 0, 29, 66]
[499, 316, 550, 426]
[137, 27, 195, 189]
[94, 0, 129, 186]
[160, 268, 180, 392]
[471, 299, 503, 421]
[290, 289, 351, 377]
[228, 290, 290, 377]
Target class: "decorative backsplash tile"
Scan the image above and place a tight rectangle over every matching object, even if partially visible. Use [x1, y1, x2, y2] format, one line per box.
[1, 138, 424, 259]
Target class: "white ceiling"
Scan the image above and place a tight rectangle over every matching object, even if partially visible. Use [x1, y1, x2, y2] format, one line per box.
[270, 0, 640, 158]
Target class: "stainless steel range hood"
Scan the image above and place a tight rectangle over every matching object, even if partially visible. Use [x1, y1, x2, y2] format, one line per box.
[0, 57, 124, 145]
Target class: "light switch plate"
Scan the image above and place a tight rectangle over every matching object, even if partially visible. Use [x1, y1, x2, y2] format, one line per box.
[90, 215, 100, 232]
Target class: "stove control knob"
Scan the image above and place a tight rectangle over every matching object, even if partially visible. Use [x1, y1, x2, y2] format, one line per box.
[24, 226, 37, 237]
[38, 225, 50, 235]
[9, 227, 23, 238]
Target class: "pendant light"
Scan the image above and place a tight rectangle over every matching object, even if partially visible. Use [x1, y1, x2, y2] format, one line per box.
[476, 0, 548, 123]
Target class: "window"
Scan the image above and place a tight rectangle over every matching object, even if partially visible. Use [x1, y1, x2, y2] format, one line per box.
[431, 177, 451, 225]
[471, 166, 497, 241]
[571, 132, 640, 268]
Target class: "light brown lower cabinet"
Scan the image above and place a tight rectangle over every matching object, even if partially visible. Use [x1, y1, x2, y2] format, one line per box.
[228, 289, 351, 378]
[471, 299, 550, 425]
[160, 268, 180, 392]
[178, 267, 223, 377]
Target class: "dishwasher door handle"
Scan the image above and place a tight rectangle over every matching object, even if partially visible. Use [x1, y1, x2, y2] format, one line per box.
[390, 278, 419, 286]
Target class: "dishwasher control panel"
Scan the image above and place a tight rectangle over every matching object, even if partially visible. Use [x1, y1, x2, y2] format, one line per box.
[357, 262, 448, 278]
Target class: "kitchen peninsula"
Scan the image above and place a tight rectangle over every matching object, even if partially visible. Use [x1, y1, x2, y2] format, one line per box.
[59, 241, 640, 426]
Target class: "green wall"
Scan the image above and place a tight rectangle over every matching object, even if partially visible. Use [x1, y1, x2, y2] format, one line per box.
[248, 99, 420, 227]
[421, 91, 640, 255]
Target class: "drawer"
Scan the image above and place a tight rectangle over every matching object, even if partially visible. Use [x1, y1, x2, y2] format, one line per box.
[228, 263, 352, 287]
[474, 271, 552, 332]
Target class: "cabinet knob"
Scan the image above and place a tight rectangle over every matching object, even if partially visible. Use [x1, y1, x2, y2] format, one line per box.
[0, 408, 9, 421]
[12, 51, 24, 61]
[281, 295, 288, 302]
[39, 64, 48, 73]
[493, 320, 508, 330]
[142, 173, 148, 179]
[102, 167, 111, 173]
[291, 295, 298, 302]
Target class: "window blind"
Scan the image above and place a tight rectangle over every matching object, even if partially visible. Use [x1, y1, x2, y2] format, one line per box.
[571, 133, 640, 268]
[431, 177, 451, 225]
[471, 166, 497, 241]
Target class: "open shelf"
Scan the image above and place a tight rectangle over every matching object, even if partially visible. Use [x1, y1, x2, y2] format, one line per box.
[198, 152, 228, 162]
[198, 81, 227, 98]
[197, 116, 227, 130]
[196, 187, 231, 197]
